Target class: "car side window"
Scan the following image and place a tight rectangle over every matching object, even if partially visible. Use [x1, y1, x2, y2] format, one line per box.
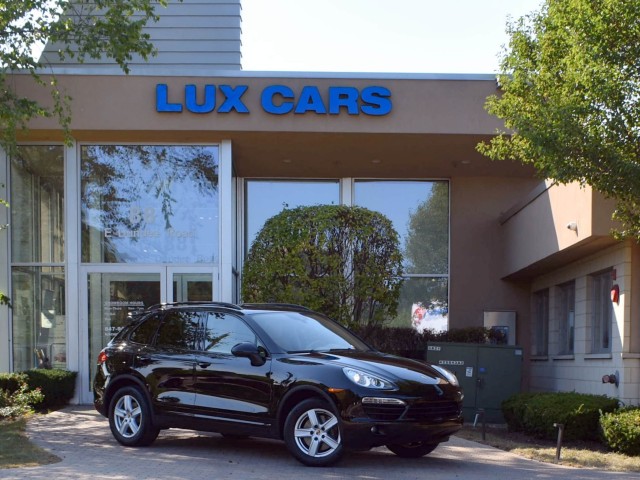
[155, 311, 200, 350]
[129, 314, 162, 345]
[201, 312, 257, 355]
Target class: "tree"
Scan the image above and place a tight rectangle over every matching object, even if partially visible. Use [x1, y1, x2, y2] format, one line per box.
[242, 205, 404, 329]
[1, 0, 170, 153]
[477, 0, 640, 239]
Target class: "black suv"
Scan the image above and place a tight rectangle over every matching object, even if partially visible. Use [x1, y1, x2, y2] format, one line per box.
[94, 302, 463, 466]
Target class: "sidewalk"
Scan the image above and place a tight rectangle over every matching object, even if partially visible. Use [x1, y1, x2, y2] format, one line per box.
[0, 407, 636, 480]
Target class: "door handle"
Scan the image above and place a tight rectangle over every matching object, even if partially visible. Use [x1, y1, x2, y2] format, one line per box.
[198, 362, 212, 369]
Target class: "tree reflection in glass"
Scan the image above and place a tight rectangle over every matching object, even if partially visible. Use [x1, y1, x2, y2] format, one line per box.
[81, 145, 219, 264]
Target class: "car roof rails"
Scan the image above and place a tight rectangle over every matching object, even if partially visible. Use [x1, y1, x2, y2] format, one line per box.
[147, 301, 243, 311]
[240, 303, 312, 312]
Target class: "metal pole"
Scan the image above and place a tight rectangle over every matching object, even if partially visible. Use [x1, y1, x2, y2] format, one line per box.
[554, 423, 564, 462]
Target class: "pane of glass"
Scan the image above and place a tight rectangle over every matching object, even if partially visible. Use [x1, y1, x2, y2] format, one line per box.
[81, 145, 219, 263]
[202, 312, 256, 354]
[245, 180, 340, 250]
[354, 181, 449, 275]
[558, 282, 575, 355]
[88, 273, 160, 386]
[172, 273, 213, 302]
[532, 289, 549, 356]
[156, 311, 200, 350]
[388, 277, 448, 332]
[129, 314, 162, 345]
[11, 146, 64, 263]
[11, 267, 66, 371]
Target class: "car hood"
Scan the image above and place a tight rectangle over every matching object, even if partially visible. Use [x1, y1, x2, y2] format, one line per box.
[279, 350, 459, 395]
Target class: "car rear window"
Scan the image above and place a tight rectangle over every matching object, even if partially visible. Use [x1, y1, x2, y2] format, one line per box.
[129, 314, 162, 345]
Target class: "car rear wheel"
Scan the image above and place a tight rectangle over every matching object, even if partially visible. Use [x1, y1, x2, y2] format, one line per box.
[284, 398, 344, 467]
[108, 386, 159, 447]
[386, 441, 439, 458]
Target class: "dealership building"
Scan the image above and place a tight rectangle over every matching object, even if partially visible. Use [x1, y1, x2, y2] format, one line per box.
[1, 0, 639, 406]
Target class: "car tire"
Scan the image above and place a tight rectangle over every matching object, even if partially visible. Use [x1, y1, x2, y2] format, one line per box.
[108, 386, 159, 447]
[386, 441, 439, 458]
[283, 398, 344, 467]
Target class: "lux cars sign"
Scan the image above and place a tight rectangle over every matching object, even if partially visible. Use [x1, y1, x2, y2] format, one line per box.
[155, 84, 392, 116]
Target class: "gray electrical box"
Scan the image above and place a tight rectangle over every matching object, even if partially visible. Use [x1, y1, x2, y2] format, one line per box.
[425, 342, 523, 423]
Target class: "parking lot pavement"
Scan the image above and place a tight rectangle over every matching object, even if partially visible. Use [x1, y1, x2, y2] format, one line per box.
[0, 407, 637, 480]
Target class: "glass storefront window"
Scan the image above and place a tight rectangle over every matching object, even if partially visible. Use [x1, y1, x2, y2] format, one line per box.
[354, 181, 449, 274]
[10, 145, 66, 370]
[11, 267, 66, 371]
[245, 180, 340, 249]
[81, 145, 219, 263]
[354, 180, 449, 331]
[398, 277, 448, 333]
[88, 272, 161, 383]
[11, 146, 64, 263]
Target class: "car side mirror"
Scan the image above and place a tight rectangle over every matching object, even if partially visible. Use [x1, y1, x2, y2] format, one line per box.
[231, 342, 267, 366]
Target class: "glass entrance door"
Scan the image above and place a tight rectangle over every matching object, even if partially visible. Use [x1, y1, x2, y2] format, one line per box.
[81, 266, 215, 402]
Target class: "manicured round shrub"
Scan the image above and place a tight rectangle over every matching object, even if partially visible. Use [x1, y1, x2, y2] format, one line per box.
[242, 205, 403, 329]
[600, 407, 640, 456]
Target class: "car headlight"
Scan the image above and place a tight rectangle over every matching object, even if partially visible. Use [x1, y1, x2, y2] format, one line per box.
[343, 367, 396, 389]
[432, 365, 459, 386]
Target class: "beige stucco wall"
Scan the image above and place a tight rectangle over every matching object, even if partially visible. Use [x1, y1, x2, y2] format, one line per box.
[449, 176, 539, 342]
[500, 181, 619, 279]
[14, 73, 505, 136]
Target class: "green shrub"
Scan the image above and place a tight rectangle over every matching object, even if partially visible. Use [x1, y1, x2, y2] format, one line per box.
[502, 392, 619, 441]
[0, 372, 28, 394]
[502, 392, 541, 432]
[351, 325, 500, 358]
[600, 407, 640, 456]
[242, 205, 403, 329]
[0, 377, 44, 419]
[23, 369, 77, 410]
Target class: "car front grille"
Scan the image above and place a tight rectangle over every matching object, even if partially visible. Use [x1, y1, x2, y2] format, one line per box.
[405, 401, 461, 421]
[362, 400, 461, 422]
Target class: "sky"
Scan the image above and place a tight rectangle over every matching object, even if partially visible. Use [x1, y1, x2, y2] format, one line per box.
[240, 0, 543, 74]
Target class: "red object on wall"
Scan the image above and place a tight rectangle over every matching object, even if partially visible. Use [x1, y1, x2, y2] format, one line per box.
[611, 284, 620, 304]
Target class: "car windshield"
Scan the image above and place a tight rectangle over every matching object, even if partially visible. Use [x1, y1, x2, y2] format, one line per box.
[249, 311, 372, 353]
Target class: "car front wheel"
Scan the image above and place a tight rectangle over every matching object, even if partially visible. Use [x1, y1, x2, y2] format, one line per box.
[108, 386, 159, 447]
[284, 398, 344, 467]
[386, 441, 438, 458]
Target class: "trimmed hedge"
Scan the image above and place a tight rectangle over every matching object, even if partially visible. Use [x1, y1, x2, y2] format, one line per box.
[502, 392, 619, 441]
[351, 326, 500, 358]
[23, 369, 77, 410]
[600, 407, 640, 456]
[0, 372, 29, 394]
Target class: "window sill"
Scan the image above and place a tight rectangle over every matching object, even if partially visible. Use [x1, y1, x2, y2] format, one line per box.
[622, 353, 640, 359]
[530, 355, 548, 361]
[585, 353, 612, 360]
[552, 355, 574, 361]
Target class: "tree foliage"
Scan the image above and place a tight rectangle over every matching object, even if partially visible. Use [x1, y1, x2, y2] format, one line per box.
[0, 0, 171, 305]
[242, 205, 404, 329]
[1, 0, 169, 153]
[478, 0, 640, 239]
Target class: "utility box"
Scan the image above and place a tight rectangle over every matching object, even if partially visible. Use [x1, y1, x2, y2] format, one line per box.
[425, 342, 523, 423]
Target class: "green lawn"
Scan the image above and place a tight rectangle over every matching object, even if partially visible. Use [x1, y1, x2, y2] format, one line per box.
[0, 417, 60, 469]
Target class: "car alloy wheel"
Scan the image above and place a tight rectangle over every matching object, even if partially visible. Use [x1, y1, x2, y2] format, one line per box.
[108, 386, 159, 447]
[284, 398, 344, 466]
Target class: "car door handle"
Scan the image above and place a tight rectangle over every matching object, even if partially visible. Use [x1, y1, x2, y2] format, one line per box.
[198, 362, 212, 369]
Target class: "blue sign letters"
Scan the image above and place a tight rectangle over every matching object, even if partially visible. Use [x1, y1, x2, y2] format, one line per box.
[156, 84, 392, 116]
